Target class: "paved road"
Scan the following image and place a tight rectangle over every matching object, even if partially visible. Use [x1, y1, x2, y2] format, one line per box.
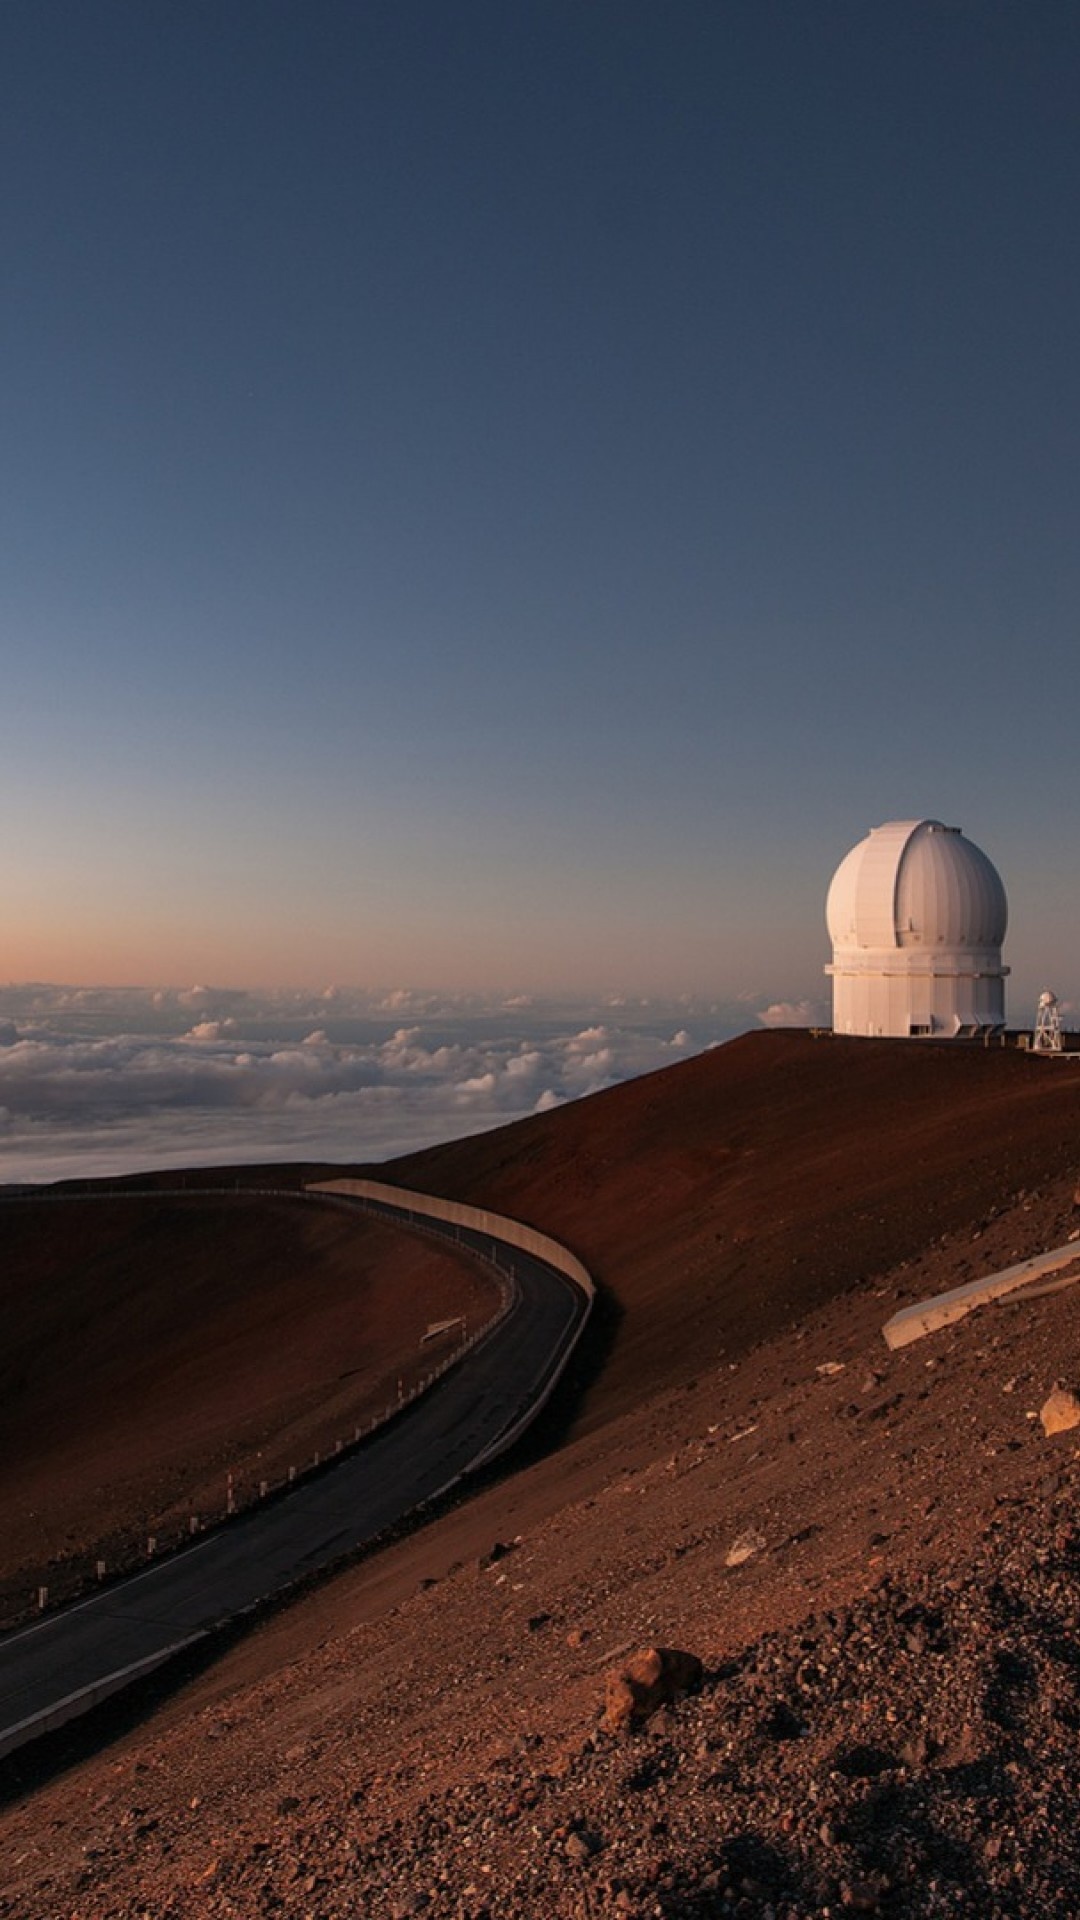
[0, 1194, 590, 1759]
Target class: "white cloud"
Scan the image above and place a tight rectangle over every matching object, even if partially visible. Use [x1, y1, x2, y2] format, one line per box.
[0, 985, 754, 1184]
[757, 1000, 818, 1028]
[504, 1049, 542, 1080]
[181, 1019, 237, 1043]
[376, 987, 443, 1015]
[176, 984, 251, 1011]
[456, 1071, 498, 1096]
[568, 1024, 610, 1050]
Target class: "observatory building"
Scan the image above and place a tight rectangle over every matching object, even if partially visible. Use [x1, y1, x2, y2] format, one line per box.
[826, 819, 1009, 1038]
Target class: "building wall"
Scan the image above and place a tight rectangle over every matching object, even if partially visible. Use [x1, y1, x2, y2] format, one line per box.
[829, 948, 1007, 1036]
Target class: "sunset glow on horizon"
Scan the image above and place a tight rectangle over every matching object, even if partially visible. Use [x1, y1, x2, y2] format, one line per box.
[5, 4, 1079, 1022]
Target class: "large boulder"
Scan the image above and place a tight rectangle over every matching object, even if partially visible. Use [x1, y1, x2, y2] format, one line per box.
[601, 1646, 703, 1734]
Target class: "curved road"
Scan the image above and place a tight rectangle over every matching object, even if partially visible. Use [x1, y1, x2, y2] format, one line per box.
[0, 1192, 591, 1760]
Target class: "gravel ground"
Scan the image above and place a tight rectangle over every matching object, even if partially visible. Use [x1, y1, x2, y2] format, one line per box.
[3, 1168, 1079, 1919]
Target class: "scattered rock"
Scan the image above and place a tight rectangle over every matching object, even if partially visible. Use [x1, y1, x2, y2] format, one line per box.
[834, 1741, 896, 1779]
[841, 1876, 885, 1911]
[1040, 1386, 1080, 1436]
[726, 1529, 766, 1567]
[900, 1730, 935, 1768]
[391, 1893, 427, 1918]
[601, 1646, 703, 1734]
[14, 1174, 1080, 1920]
[761, 1697, 805, 1741]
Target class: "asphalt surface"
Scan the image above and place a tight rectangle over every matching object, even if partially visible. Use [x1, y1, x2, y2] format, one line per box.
[0, 1194, 590, 1759]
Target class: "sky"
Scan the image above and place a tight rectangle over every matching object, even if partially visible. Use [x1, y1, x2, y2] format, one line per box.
[3, 2, 1079, 1021]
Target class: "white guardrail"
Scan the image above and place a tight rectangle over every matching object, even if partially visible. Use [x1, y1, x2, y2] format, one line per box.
[305, 1177, 595, 1467]
[306, 1175, 595, 1302]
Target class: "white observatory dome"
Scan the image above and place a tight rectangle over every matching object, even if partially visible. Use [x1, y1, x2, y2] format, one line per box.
[825, 820, 1009, 1038]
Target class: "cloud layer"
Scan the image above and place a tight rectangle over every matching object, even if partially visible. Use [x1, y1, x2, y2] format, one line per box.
[0, 985, 815, 1184]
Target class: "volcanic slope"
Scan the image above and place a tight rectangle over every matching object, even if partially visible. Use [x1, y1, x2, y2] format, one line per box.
[5, 1033, 1080, 1917]
[388, 1029, 1080, 1429]
[0, 1194, 500, 1621]
[7, 1030, 1080, 1615]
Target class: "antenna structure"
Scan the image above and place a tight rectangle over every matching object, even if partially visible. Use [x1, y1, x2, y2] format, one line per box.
[1033, 990, 1063, 1054]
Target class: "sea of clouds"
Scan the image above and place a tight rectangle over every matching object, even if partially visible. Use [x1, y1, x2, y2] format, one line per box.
[0, 983, 819, 1186]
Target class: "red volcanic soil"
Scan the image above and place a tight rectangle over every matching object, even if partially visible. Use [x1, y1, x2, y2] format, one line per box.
[389, 1029, 1080, 1425]
[4, 1031, 1080, 1919]
[0, 1195, 500, 1622]
[5, 1031, 1080, 1614]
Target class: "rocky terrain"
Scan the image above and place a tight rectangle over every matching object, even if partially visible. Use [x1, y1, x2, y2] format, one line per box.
[3, 1032, 1080, 1917]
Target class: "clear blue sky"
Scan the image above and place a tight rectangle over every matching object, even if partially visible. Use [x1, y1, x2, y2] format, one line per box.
[3, 2, 1077, 1009]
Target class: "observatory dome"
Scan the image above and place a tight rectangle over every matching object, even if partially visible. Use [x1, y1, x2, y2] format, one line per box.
[825, 820, 1008, 1038]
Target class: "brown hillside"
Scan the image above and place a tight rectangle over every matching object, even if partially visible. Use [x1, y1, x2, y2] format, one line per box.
[5, 1033, 1080, 1918]
[6, 1030, 1080, 1621]
[388, 1030, 1080, 1427]
[0, 1195, 499, 1621]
